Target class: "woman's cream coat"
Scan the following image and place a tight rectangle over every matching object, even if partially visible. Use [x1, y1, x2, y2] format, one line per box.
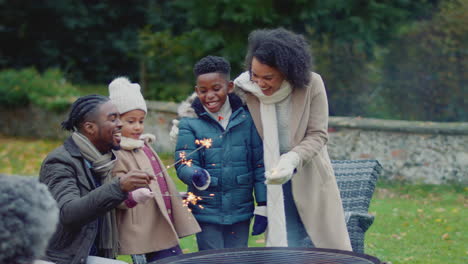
[112, 138, 200, 254]
[235, 72, 352, 251]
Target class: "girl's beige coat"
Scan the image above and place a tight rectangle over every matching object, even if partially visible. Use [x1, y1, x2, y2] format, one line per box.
[112, 143, 200, 254]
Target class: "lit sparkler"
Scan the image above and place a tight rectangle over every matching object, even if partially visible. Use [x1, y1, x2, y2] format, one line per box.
[178, 152, 193, 167]
[195, 138, 213, 149]
[182, 192, 203, 210]
[153, 138, 214, 179]
[149, 192, 213, 212]
[146, 138, 215, 210]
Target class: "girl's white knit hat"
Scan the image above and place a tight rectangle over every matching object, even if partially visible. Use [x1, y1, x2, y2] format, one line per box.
[108, 77, 147, 114]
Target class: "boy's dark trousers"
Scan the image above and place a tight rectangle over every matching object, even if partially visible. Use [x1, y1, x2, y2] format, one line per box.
[196, 220, 250, 250]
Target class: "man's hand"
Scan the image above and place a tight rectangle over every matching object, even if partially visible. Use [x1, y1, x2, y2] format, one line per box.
[119, 170, 155, 192]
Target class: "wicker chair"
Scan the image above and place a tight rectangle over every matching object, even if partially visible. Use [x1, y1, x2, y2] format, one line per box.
[332, 159, 382, 254]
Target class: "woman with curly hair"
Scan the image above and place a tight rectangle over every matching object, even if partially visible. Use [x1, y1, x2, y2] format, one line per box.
[234, 28, 352, 251]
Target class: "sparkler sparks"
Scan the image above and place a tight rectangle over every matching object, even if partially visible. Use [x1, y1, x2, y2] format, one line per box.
[182, 192, 203, 210]
[195, 138, 213, 149]
[179, 152, 193, 167]
[148, 138, 216, 210]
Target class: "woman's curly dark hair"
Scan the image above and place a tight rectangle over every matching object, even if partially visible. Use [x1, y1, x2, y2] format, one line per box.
[244, 28, 313, 89]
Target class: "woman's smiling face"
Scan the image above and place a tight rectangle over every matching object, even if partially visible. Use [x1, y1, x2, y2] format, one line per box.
[250, 57, 285, 96]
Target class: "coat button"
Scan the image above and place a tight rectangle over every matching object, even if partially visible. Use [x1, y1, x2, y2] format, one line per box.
[80, 258, 85, 263]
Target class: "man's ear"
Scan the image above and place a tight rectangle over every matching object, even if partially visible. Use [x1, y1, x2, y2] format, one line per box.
[82, 121, 97, 135]
[227, 81, 234, 93]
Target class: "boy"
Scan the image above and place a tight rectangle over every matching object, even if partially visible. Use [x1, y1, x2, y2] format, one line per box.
[174, 56, 267, 250]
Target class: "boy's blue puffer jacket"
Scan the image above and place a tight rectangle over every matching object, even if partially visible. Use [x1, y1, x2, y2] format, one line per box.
[175, 93, 266, 225]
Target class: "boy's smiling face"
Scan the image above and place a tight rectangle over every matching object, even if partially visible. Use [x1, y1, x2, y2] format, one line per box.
[195, 72, 233, 113]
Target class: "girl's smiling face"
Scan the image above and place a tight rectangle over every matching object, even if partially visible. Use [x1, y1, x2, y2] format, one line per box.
[120, 109, 146, 140]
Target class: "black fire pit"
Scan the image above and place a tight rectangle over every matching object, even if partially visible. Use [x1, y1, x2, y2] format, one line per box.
[151, 247, 381, 264]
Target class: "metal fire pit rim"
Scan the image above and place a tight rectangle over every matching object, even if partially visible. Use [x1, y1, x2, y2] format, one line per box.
[152, 247, 381, 264]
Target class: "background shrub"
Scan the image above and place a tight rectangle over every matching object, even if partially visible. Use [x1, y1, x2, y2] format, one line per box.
[0, 68, 80, 111]
[371, 0, 467, 121]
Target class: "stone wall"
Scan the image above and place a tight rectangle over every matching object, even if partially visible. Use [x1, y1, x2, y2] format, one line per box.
[327, 117, 468, 184]
[1, 103, 467, 184]
[0, 101, 179, 153]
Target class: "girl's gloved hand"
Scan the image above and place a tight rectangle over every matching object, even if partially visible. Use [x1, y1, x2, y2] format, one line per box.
[132, 188, 154, 204]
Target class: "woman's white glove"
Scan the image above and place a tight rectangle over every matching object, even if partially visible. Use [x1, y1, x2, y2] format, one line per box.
[132, 188, 154, 204]
[265, 151, 301, 185]
[169, 119, 179, 144]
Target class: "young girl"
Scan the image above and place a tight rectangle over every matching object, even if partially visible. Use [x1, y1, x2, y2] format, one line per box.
[109, 77, 200, 264]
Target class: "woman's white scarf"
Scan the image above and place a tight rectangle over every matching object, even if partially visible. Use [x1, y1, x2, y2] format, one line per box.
[234, 71, 292, 246]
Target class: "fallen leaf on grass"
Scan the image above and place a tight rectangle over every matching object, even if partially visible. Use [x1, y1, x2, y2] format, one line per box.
[441, 233, 449, 240]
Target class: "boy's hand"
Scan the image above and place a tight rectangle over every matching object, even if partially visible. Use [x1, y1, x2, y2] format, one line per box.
[265, 151, 300, 185]
[252, 205, 268, 235]
[169, 119, 179, 143]
[119, 170, 155, 192]
[192, 169, 211, 190]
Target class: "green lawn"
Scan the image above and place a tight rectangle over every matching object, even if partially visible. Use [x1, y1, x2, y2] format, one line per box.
[366, 183, 467, 264]
[0, 136, 466, 263]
